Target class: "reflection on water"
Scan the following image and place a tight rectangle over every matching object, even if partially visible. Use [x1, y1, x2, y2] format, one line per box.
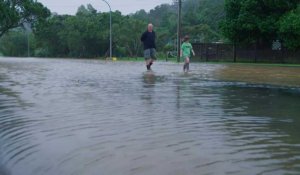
[143, 71, 156, 88]
[0, 57, 300, 175]
[141, 71, 157, 104]
[221, 86, 300, 174]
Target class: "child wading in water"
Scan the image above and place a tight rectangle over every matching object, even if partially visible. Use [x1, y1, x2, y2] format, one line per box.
[181, 35, 195, 72]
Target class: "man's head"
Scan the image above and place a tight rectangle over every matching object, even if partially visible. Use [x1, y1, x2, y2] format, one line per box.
[147, 23, 153, 32]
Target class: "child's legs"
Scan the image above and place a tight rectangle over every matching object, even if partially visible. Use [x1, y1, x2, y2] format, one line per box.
[185, 57, 190, 63]
[184, 57, 190, 71]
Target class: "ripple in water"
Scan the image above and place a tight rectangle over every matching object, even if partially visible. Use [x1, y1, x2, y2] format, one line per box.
[0, 57, 300, 175]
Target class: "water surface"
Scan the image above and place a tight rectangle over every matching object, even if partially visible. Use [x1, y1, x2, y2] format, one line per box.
[0, 57, 300, 175]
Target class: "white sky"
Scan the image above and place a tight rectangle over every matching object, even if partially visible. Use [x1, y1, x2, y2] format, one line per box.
[37, 0, 173, 15]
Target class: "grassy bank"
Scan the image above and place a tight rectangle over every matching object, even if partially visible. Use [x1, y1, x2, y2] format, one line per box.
[114, 57, 300, 67]
[201, 62, 300, 67]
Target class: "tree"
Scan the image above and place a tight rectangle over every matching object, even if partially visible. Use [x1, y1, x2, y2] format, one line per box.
[34, 15, 69, 57]
[279, 5, 300, 50]
[131, 0, 225, 53]
[0, 29, 31, 56]
[1, 0, 228, 58]
[183, 0, 225, 31]
[220, 0, 299, 46]
[183, 24, 221, 43]
[33, 5, 125, 58]
[114, 17, 147, 57]
[0, 0, 50, 38]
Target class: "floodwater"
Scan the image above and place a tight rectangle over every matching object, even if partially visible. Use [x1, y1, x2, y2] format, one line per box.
[0, 57, 300, 175]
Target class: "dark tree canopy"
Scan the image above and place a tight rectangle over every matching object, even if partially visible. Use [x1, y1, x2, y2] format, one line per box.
[3, 0, 300, 58]
[13, 1, 225, 58]
[279, 5, 300, 49]
[221, 0, 299, 47]
[0, 0, 50, 37]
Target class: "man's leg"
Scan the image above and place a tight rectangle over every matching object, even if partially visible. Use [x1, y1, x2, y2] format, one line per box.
[149, 48, 156, 69]
[146, 59, 152, 70]
[144, 49, 152, 70]
[149, 59, 153, 66]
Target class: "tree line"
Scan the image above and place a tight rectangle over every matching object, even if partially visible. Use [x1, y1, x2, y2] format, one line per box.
[0, 0, 299, 58]
[221, 0, 300, 50]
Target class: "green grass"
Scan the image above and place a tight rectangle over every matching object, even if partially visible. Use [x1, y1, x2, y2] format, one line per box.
[53, 56, 300, 67]
[112, 57, 178, 62]
[116, 57, 144, 61]
[113, 57, 300, 67]
[201, 61, 300, 67]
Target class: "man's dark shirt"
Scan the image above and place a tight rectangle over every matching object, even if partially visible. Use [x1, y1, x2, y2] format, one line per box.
[141, 31, 156, 50]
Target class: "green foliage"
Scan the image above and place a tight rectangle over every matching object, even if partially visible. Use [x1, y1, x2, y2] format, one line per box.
[34, 15, 69, 57]
[2, 0, 299, 58]
[183, 24, 221, 43]
[114, 17, 147, 57]
[0, 0, 50, 37]
[0, 29, 33, 57]
[34, 47, 49, 57]
[221, 0, 299, 47]
[1, 1, 226, 58]
[183, 0, 225, 31]
[34, 5, 142, 58]
[132, 0, 225, 50]
[279, 5, 300, 50]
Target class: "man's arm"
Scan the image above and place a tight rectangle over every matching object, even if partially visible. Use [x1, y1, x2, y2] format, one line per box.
[154, 32, 157, 49]
[141, 32, 146, 42]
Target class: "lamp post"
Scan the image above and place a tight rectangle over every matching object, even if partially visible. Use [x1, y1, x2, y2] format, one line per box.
[23, 23, 31, 57]
[177, 0, 182, 62]
[102, 0, 112, 60]
[27, 31, 30, 57]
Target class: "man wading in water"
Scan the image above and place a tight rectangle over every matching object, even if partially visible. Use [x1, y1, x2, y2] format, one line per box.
[141, 23, 157, 71]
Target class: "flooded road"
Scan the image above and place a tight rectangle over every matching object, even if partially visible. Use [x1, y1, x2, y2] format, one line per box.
[0, 57, 300, 175]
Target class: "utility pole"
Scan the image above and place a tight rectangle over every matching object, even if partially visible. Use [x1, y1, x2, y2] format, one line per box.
[177, 0, 182, 62]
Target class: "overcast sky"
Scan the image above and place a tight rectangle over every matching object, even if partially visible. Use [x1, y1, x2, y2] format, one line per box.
[37, 0, 173, 15]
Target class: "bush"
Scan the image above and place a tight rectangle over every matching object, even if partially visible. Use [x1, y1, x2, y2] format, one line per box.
[34, 48, 50, 57]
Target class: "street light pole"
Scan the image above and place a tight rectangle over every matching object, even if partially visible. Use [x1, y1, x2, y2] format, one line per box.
[27, 31, 30, 57]
[177, 0, 182, 62]
[102, 0, 112, 60]
[23, 23, 31, 57]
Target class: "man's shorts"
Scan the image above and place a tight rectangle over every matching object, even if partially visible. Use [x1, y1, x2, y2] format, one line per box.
[144, 48, 157, 60]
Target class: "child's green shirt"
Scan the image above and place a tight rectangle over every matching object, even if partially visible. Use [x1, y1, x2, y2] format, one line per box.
[181, 42, 193, 57]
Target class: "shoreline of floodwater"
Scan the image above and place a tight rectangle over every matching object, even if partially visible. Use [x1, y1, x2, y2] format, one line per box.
[215, 63, 300, 88]
[1, 56, 300, 87]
